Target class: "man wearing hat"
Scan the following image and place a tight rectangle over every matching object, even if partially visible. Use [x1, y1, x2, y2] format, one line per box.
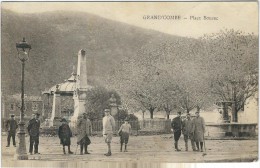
[5, 114, 18, 147]
[182, 113, 196, 151]
[118, 117, 131, 152]
[58, 118, 73, 154]
[192, 111, 206, 152]
[76, 112, 92, 155]
[102, 109, 115, 156]
[27, 113, 41, 154]
[171, 111, 182, 151]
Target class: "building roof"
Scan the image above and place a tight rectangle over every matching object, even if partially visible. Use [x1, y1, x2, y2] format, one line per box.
[43, 73, 92, 96]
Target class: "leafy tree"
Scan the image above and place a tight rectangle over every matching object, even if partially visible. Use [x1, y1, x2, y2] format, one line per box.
[114, 109, 138, 121]
[84, 86, 121, 121]
[202, 29, 258, 122]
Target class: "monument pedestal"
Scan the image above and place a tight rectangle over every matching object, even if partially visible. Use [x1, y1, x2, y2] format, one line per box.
[50, 91, 62, 127]
[70, 90, 87, 127]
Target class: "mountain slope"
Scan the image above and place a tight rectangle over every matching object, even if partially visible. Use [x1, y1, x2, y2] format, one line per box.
[1, 9, 191, 96]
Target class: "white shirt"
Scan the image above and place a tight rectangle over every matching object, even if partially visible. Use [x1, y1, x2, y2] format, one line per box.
[102, 115, 115, 135]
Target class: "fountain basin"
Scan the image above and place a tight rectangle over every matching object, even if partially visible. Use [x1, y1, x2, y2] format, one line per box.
[205, 123, 257, 138]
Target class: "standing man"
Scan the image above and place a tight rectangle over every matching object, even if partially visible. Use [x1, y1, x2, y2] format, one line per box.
[58, 118, 73, 154]
[5, 114, 18, 147]
[192, 111, 206, 152]
[182, 113, 196, 151]
[102, 109, 115, 156]
[171, 111, 182, 151]
[77, 113, 92, 155]
[27, 113, 41, 155]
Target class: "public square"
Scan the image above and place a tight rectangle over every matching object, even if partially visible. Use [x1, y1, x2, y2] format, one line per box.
[1, 134, 258, 167]
[1, 2, 259, 168]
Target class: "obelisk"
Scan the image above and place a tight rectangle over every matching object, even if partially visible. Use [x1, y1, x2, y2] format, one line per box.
[70, 49, 88, 127]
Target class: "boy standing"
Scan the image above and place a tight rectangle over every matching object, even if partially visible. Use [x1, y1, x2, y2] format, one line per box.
[118, 117, 131, 152]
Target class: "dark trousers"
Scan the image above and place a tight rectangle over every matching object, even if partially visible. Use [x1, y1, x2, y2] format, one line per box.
[184, 134, 195, 150]
[29, 136, 39, 153]
[174, 130, 181, 142]
[7, 132, 16, 146]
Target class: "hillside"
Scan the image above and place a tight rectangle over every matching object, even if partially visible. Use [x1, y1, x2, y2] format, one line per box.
[1, 9, 191, 96]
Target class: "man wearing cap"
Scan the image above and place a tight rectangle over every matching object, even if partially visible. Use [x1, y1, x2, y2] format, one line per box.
[102, 109, 115, 156]
[76, 113, 92, 155]
[27, 113, 41, 154]
[171, 111, 182, 151]
[5, 114, 18, 147]
[192, 111, 206, 152]
[182, 113, 196, 151]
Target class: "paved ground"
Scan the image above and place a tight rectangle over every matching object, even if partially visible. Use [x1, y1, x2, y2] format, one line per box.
[1, 134, 258, 167]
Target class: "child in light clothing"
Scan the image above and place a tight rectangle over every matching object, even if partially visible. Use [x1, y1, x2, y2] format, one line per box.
[118, 118, 131, 152]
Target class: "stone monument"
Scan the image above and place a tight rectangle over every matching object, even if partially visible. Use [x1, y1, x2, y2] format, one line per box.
[70, 49, 89, 127]
[215, 101, 232, 123]
[109, 94, 118, 116]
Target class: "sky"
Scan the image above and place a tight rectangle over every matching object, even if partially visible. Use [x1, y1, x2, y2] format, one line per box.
[1, 1, 259, 38]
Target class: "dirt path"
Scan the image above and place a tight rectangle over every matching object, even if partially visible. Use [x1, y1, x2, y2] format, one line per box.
[1, 134, 258, 166]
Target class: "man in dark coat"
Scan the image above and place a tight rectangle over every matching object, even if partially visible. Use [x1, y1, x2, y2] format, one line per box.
[58, 118, 73, 154]
[192, 111, 206, 152]
[76, 113, 92, 155]
[171, 111, 182, 151]
[5, 114, 18, 147]
[27, 113, 41, 155]
[182, 113, 196, 151]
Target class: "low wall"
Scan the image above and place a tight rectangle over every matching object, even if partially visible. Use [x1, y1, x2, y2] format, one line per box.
[205, 123, 257, 138]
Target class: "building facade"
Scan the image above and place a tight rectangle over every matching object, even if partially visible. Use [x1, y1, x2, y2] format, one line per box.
[1, 94, 44, 120]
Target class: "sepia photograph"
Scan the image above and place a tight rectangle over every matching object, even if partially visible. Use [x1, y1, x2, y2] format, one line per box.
[0, 1, 259, 167]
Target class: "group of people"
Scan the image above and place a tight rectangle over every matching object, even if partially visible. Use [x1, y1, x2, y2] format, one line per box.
[5, 109, 205, 156]
[5, 108, 131, 156]
[171, 111, 206, 152]
[57, 108, 132, 156]
[5, 112, 42, 155]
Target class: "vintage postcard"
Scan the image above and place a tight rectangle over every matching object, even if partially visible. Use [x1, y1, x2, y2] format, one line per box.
[1, 1, 259, 168]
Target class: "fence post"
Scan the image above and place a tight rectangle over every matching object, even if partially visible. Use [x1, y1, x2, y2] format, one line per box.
[136, 120, 138, 136]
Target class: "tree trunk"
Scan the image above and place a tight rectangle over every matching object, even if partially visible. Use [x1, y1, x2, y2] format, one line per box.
[150, 111, 153, 119]
[232, 85, 238, 122]
[149, 108, 154, 119]
[164, 107, 170, 120]
[165, 110, 170, 119]
[166, 114, 170, 120]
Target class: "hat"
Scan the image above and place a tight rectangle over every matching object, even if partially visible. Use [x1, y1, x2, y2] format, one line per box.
[11, 114, 15, 117]
[104, 109, 110, 112]
[60, 118, 67, 122]
[124, 117, 129, 121]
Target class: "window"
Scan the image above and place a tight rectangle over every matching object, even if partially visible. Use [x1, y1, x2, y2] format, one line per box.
[18, 103, 27, 111]
[10, 103, 15, 111]
[32, 102, 38, 111]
